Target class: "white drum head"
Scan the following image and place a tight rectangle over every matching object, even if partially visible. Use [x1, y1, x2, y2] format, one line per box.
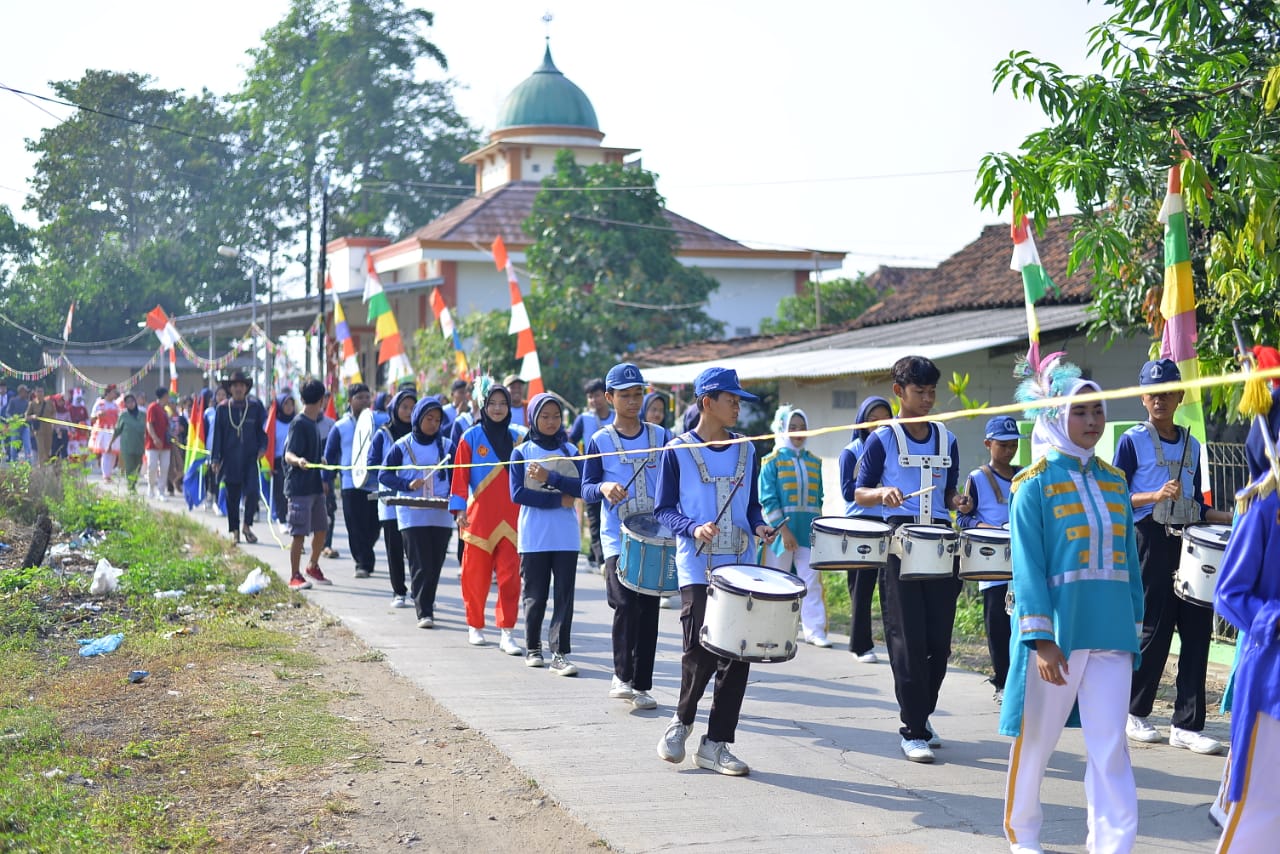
[711, 564, 806, 598]
[962, 528, 1010, 545]
[901, 524, 956, 540]
[812, 516, 892, 535]
[351, 409, 375, 488]
[1184, 524, 1231, 548]
[622, 512, 674, 543]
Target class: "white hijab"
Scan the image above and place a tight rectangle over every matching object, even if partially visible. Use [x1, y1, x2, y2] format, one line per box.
[1030, 378, 1105, 463]
[780, 407, 808, 450]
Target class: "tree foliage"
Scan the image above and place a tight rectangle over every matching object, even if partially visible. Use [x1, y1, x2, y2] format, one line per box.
[758, 275, 879, 334]
[975, 0, 1280, 414]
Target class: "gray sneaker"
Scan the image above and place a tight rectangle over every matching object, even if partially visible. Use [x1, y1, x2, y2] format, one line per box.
[694, 736, 749, 776]
[631, 690, 658, 710]
[526, 650, 545, 668]
[657, 716, 691, 763]
[549, 654, 578, 676]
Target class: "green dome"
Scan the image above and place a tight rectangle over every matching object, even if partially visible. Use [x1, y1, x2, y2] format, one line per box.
[495, 45, 599, 131]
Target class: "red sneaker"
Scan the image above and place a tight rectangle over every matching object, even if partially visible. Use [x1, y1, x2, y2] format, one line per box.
[304, 565, 332, 585]
[288, 573, 313, 590]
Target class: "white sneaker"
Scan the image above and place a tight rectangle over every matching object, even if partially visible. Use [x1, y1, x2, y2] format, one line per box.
[806, 633, 833, 648]
[855, 650, 878, 664]
[499, 629, 523, 656]
[632, 690, 657, 710]
[694, 736, 749, 776]
[416, 617, 434, 629]
[900, 737, 935, 763]
[657, 715, 691, 763]
[468, 628, 487, 646]
[1169, 726, 1223, 755]
[659, 595, 678, 610]
[1126, 715, 1162, 743]
[609, 676, 635, 699]
[391, 595, 410, 608]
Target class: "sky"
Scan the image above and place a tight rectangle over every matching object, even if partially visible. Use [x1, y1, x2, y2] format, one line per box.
[0, 0, 1111, 282]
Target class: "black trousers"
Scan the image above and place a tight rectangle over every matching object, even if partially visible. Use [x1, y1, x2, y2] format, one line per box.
[341, 489, 381, 574]
[381, 518, 408, 597]
[605, 555, 660, 691]
[323, 487, 337, 549]
[879, 552, 961, 741]
[1130, 517, 1212, 730]
[983, 583, 1011, 690]
[223, 479, 259, 533]
[271, 459, 287, 523]
[403, 525, 452, 620]
[586, 500, 604, 566]
[846, 568, 879, 655]
[522, 550, 578, 654]
[677, 584, 749, 744]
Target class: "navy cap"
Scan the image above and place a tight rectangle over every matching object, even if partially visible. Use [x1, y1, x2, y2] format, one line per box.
[693, 367, 758, 401]
[1139, 358, 1181, 386]
[985, 416, 1021, 441]
[605, 362, 645, 391]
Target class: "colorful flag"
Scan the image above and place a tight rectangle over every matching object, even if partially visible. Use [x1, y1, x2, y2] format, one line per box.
[332, 298, 363, 384]
[62, 302, 75, 341]
[182, 393, 207, 509]
[361, 255, 413, 383]
[429, 287, 470, 379]
[1010, 215, 1060, 359]
[493, 236, 544, 396]
[1157, 162, 1209, 496]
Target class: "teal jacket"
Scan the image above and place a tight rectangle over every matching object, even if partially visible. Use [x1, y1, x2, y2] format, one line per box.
[758, 444, 824, 557]
[999, 449, 1144, 737]
[112, 409, 146, 457]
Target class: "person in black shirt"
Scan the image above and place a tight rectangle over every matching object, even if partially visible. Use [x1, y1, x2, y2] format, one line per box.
[209, 370, 267, 545]
[284, 380, 330, 590]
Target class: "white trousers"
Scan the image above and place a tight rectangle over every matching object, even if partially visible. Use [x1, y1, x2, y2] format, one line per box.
[144, 448, 170, 495]
[1005, 648, 1137, 854]
[1217, 711, 1280, 853]
[100, 450, 116, 480]
[764, 545, 827, 639]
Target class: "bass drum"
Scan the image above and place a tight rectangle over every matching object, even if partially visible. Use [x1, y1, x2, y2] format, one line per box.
[700, 564, 807, 663]
[1176, 523, 1231, 608]
[351, 409, 375, 488]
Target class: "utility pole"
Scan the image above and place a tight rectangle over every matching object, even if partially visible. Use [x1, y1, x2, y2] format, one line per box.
[812, 251, 822, 328]
[317, 173, 330, 386]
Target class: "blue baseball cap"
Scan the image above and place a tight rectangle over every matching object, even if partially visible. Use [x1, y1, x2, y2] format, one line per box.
[693, 367, 758, 401]
[985, 415, 1021, 441]
[605, 362, 645, 391]
[1139, 358, 1181, 386]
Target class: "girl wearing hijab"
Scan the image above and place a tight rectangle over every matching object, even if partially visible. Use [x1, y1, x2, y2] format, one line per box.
[379, 396, 454, 629]
[449, 378, 524, 654]
[90, 385, 121, 482]
[368, 388, 416, 608]
[642, 391, 669, 428]
[110, 393, 146, 492]
[270, 393, 297, 523]
[759, 405, 830, 647]
[1001, 355, 1144, 854]
[839, 395, 894, 663]
[511, 393, 584, 675]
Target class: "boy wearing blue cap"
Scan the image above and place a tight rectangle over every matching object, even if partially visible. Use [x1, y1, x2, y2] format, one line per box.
[854, 355, 966, 763]
[956, 415, 1023, 703]
[582, 363, 673, 709]
[654, 366, 777, 776]
[1114, 358, 1232, 754]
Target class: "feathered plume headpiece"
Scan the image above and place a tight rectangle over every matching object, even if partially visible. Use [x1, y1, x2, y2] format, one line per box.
[771, 404, 796, 436]
[471, 375, 495, 408]
[1013, 346, 1081, 421]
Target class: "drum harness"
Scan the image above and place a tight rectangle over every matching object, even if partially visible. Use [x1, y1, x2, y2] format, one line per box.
[887, 421, 951, 526]
[1144, 421, 1199, 535]
[603, 424, 662, 520]
[401, 436, 449, 500]
[677, 431, 750, 557]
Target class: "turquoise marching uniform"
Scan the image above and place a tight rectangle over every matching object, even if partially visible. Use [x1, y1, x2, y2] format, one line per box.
[999, 450, 1145, 737]
[758, 444, 823, 557]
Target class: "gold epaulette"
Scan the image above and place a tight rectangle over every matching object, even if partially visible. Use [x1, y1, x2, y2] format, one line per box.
[1095, 458, 1126, 479]
[1010, 456, 1048, 494]
[760, 448, 781, 465]
[1235, 472, 1278, 516]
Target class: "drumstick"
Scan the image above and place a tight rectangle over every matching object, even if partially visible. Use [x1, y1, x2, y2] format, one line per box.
[606, 463, 649, 508]
[695, 478, 744, 556]
[901, 486, 934, 500]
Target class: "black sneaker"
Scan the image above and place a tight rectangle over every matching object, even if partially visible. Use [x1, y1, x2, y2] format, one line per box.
[526, 650, 544, 668]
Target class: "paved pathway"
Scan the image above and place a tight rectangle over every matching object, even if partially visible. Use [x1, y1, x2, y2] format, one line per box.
[162, 494, 1226, 853]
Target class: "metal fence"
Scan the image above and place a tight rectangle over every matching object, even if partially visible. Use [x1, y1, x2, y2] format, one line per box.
[1206, 442, 1249, 644]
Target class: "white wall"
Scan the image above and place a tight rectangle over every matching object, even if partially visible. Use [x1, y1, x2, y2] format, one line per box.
[696, 267, 795, 337]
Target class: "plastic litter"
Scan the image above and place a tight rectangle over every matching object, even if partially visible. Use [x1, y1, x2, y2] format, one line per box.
[128, 670, 149, 683]
[89, 559, 123, 595]
[204, 584, 226, 594]
[77, 633, 124, 657]
[237, 568, 271, 595]
[153, 590, 186, 600]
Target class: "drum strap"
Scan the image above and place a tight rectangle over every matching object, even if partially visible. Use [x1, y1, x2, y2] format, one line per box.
[1145, 422, 1198, 527]
[401, 438, 447, 498]
[602, 424, 660, 518]
[677, 431, 749, 555]
[887, 421, 951, 524]
[980, 464, 1006, 505]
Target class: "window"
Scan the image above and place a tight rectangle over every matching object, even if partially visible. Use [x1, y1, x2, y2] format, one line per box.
[531, 163, 541, 173]
[733, 326, 753, 337]
[832, 390, 858, 410]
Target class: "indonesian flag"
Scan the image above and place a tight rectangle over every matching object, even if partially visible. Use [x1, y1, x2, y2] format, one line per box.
[1010, 215, 1059, 348]
[429, 287, 455, 338]
[145, 305, 180, 349]
[62, 302, 75, 341]
[494, 236, 544, 396]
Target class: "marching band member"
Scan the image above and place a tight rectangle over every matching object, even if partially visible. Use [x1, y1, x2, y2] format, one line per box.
[654, 367, 774, 777]
[367, 388, 416, 608]
[582, 363, 671, 709]
[854, 356, 965, 763]
[570, 377, 614, 573]
[324, 383, 382, 579]
[839, 395, 893, 663]
[1001, 358, 1143, 854]
[759, 405, 829, 647]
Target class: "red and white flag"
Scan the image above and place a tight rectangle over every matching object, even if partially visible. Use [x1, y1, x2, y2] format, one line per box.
[493, 236, 543, 396]
[145, 305, 180, 349]
[62, 302, 75, 341]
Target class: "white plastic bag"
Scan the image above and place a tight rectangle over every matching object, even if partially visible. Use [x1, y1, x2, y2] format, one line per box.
[237, 568, 270, 595]
[89, 559, 123, 595]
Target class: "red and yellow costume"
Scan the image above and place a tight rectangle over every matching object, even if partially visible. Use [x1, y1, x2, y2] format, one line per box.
[449, 423, 521, 630]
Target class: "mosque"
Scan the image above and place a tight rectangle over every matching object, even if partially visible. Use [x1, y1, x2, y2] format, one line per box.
[324, 43, 845, 386]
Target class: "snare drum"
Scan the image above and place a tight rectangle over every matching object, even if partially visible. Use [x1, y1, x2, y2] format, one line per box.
[1176, 523, 1231, 608]
[700, 564, 807, 663]
[894, 524, 958, 581]
[958, 528, 1012, 581]
[617, 513, 678, 596]
[809, 517, 893, 571]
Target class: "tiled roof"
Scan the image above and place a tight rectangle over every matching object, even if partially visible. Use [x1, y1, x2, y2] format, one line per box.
[853, 216, 1088, 327]
[402, 181, 748, 253]
[633, 328, 831, 368]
